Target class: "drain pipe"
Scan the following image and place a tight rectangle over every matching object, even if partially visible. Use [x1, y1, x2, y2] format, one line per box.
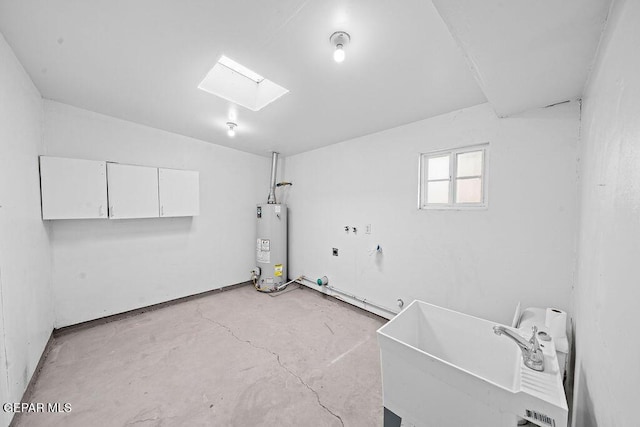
[267, 152, 279, 204]
[297, 276, 399, 316]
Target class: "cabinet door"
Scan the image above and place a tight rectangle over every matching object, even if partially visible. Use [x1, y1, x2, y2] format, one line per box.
[107, 163, 159, 219]
[158, 168, 200, 217]
[39, 156, 108, 220]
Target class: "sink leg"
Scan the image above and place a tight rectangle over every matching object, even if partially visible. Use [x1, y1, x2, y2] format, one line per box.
[384, 407, 402, 427]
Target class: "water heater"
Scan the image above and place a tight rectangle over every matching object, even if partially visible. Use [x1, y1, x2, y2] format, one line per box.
[255, 203, 287, 292]
[252, 152, 288, 293]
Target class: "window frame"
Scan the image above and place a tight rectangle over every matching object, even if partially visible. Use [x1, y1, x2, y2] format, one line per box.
[418, 143, 489, 210]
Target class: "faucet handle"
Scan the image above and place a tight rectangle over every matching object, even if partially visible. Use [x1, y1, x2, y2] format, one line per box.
[529, 326, 540, 351]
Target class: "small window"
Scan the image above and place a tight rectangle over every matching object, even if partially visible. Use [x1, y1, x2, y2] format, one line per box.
[419, 144, 488, 209]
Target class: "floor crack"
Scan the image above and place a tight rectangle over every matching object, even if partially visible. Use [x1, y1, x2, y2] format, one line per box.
[127, 417, 158, 425]
[195, 304, 345, 427]
[323, 322, 335, 335]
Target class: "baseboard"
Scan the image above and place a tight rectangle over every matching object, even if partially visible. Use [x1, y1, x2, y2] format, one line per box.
[7, 280, 382, 426]
[7, 281, 250, 426]
[295, 281, 389, 322]
[54, 281, 251, 338]
[9, 331, 56, 427]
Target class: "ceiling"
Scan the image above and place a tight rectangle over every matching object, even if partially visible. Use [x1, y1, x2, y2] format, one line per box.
[431, 0, 612, 117]
[0, 0, 486, 157]
[0, 1, 611, 156]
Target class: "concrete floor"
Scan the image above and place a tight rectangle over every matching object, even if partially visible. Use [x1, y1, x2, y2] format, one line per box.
[15, 285, 386, 426]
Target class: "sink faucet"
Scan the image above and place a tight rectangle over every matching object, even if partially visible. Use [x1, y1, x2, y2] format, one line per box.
[493, 325, 545, 372]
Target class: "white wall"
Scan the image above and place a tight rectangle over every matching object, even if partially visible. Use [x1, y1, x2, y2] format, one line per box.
[285, 102, 579, 324]
[573, 0, 640, 425]
[0, 33, 53, 426]
[44, 101, 269, 327]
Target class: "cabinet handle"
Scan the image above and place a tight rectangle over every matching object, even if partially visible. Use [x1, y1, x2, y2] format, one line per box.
[99, 205, 104, 217]
[160, 205, 164, 216]
[110, 206, 114, 217]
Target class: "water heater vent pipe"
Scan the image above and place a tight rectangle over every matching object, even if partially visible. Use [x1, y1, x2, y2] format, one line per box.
[267, 152, 279, 204]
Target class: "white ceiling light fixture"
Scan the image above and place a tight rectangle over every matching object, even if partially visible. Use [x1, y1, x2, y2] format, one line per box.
[330, 31, 350, 63]
[226, 122, 237, 137]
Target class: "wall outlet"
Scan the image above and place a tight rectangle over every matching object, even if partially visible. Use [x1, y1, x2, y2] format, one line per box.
[365, 224, 372, 234]
[332, 248, 339, 256]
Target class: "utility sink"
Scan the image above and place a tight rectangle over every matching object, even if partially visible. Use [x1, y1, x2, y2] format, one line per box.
[377, 300, 568, 427]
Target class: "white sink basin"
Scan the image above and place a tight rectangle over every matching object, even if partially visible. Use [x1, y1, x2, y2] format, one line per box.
[377, 300, 568, 427]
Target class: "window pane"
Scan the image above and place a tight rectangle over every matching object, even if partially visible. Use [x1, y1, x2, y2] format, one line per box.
[456, 150, 483, 178]
[427, 155, 450, 180]
[456, 177, 482, 203]
[427, 181, 450, 204]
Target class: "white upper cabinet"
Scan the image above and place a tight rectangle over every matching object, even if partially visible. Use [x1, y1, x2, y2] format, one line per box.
[39, 156, 108, 220]
[107, 163, 159, 219]
[39, 157, 198, 220]
[158, 168, 200, 217]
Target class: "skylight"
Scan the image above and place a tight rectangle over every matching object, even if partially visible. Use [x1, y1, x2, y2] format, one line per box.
[217, 56, 264, 83]
[198, 56, 289, 112]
